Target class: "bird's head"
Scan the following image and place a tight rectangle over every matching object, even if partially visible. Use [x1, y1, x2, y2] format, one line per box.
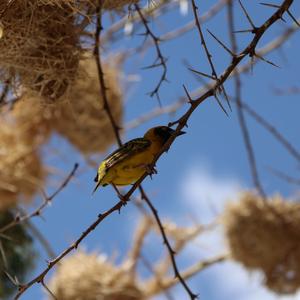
[144, 126, 186, 144]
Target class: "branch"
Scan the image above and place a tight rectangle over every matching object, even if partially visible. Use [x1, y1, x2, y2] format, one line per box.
[227, 0, 266, 198]
[146, 254, 228, 296]
[191, 0, 231, 114]
[135, 3, 168, 100]
[0, 163, 79, 234]
[139, 187, 198, 299]
[94, 1, 122, 146]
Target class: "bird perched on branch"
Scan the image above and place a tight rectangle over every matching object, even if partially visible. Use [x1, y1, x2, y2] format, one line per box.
[93, 126, 185, 193]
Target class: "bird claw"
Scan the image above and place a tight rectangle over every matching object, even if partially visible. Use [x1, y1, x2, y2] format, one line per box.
[145, 164, 157, 179]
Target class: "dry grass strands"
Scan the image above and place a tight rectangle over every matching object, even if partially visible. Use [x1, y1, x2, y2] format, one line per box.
[223, 192, 300, 294]
[52, 57, 123, 154]
[0, 121, 45, 211]
[48, 250, 143, 300]
[102, 0, 139, 10]
[12, 92, 57, 146]
[0, 0, 81, 101]
[9, 56, 123, 155]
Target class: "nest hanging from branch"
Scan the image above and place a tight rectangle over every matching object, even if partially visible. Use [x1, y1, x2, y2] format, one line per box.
[102, 0, 139, 10]
[51, 56, 123, 154]
[10, 55, 123, 155]
[48, 250, 143, 300]
[0, 120, 45, 211]
[223, 192, 300, 294]
[0, 0, 81, 101]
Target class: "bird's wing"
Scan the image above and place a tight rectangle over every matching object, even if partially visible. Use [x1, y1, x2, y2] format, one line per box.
[104, 138, 151, 170]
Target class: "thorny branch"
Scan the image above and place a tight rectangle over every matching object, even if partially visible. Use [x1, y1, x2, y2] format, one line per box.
[94, 1, 122, 146]
[135, 3, 168, 100]
[13, 1, 296, 298]
[95, 3, 196, 298]
[227, 0, 266, 198]
[190, 0, 230, 114]
[0, 163, 79, 234]
[139, 186, 198, 299]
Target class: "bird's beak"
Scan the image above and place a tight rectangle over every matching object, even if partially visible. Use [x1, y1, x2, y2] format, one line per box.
[177, 130, 186, 136]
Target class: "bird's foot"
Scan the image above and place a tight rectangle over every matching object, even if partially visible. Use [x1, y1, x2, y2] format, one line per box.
[145, 164, 157, 179]
[112, 184, 128, 207]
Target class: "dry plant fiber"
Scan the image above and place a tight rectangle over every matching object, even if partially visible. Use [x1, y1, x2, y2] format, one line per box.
[9, 56, 123, 155]
[48, 250, 143, 300]
[223, 192, 300, 294]
[0, 120, 45, 211]
[0, 0, 80, 101]
[12, 92, 56, 146]
[51, 56, 123, 154]
[103, 0, 139, 10]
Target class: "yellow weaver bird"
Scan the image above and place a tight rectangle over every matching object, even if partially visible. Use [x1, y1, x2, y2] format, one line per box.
[93, 126, 185, 193]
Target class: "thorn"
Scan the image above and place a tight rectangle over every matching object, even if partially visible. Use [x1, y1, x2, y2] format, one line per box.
[238, 0, 256, 30]
[220, 85, 232, 112]
[259, 2, 280, 8]
[188, 67, 216, 80]
[207, 29, 235, 57]
[287, 10, 300, 27]
[233, 29, 254, 33]
[214, 93, 228, 117]
[255, 53, 280, 68]
[182, 84, 193, 104]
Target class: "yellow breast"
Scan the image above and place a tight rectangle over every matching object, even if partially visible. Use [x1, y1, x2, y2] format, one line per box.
[100, 148, 156, 186]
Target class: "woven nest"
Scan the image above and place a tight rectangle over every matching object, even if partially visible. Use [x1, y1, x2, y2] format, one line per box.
[223, 192, 300, 294]
[48, 251, 143, 300]
[0, 0, 81, 101]
[102, 0, 139, 10]
[0, 121, 45, 211]
[51, 56, 123, 154]
[12, 92, 56, 146]
[9, 55, 123, 154]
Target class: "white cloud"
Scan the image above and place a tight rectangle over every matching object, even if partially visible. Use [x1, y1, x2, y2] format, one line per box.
[179, 165, 242, 223]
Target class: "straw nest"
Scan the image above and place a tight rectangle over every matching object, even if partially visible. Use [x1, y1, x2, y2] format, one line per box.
[12, 92, 56, 146]
[48, 250, 143, 300]
[0, 121, 45, 211]
[103, 0, 139, 10]
[223, 192, 300, 294]
[51, 56, 123, 154]
[10, 55, 123, 154]
[0, 0, 81, 101]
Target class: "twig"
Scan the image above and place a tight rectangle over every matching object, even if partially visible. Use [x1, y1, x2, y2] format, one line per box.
[267, 166, 300, 186]
[227, 0, 266, 198]
[190, 0, 231, 114]
[140, 254, 175, 300]
[24, 220, 56, 259]
[146, 254, 228, 296]
[0, 163, 79, 234]
[94, 1, 122, 146]
[41, 280, 57, 300]
[134, 3, 168, 100]
[139, 186, 198, 299]
[237, 100, 300, 163]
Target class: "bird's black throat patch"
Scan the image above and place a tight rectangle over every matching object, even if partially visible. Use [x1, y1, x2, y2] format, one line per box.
[154, 126, 175, 144]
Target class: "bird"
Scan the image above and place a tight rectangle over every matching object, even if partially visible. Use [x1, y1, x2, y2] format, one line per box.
[93, 126, 185, 194]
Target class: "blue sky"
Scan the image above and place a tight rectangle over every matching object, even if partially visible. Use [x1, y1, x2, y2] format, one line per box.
[18, 1, 300, 299]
